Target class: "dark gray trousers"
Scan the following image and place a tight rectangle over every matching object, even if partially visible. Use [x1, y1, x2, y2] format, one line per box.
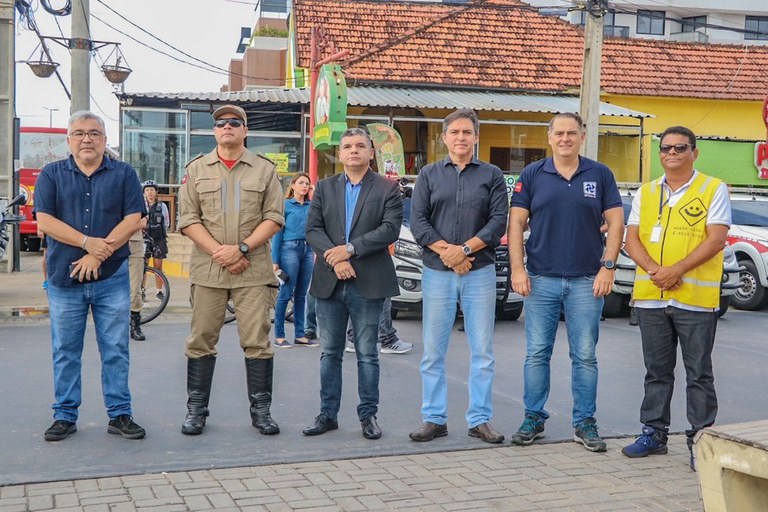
[636, 306, 718, 441]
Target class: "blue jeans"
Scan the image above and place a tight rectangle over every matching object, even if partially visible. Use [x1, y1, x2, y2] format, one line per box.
[274, 240, 313, 339]
[305, 293, 317, 334]
[346, 297, 399, 344]
[523, 273, 603, 427]
[47, 260, 133, 422]
[316, 281, 383, 421]
[420, 265, 496, 428]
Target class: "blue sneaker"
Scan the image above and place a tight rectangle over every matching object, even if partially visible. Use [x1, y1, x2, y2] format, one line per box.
[622, 426, 668, 458]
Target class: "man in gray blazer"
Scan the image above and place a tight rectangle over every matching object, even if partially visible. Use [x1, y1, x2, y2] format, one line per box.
[303, 127, 403, 440]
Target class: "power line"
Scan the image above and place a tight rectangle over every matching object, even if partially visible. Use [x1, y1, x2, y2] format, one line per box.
[90, 0, 301, 84]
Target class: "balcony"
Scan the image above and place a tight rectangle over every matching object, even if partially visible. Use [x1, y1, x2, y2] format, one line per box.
[671, 30, 710, 43]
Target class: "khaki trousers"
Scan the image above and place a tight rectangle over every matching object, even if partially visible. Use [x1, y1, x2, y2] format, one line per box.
[186, 284, 277, 359]
[128, 239, 144, 313]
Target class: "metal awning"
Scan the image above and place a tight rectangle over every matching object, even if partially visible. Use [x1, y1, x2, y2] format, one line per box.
[119, 86, 652, 119]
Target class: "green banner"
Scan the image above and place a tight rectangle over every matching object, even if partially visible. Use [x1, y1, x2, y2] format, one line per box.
[312, 64, 348, 150]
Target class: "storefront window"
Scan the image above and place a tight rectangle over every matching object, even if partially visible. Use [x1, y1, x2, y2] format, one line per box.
[122, 131, 186, 185]
[123, 110, 185, 130]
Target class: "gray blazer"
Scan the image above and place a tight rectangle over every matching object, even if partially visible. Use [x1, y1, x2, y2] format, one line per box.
[306, 170, 403, 300]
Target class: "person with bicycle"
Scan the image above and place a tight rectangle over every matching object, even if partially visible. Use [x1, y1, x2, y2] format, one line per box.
[142, 180, 170, 300]
[271, 172, 316, 348]
[178, 104, 285, 437]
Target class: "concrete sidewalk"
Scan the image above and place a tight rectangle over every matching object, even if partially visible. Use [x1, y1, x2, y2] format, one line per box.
[0, 437, 701, 511]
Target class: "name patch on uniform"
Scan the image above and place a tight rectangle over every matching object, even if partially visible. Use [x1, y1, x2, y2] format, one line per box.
[583, 181, 597, 198]
[195, 176, 220, 183]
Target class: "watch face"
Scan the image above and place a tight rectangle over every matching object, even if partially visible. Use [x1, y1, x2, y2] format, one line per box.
[603, 260, 615, 269]
[240, 243, 249, 254]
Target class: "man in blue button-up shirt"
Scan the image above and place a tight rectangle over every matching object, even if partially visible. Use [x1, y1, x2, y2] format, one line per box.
[34, 111, 146, 443]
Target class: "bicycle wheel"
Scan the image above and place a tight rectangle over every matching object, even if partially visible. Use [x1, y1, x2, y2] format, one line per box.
[140, 266, 170, 324]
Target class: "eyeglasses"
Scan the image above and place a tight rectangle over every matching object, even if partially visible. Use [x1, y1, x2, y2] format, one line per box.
[69, 130, 104, 141]
[214, 118, 244, 128]
[659, 143, 694, 154]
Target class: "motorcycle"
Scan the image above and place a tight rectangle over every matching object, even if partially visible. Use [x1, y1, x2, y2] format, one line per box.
[0, 195, 27, 261]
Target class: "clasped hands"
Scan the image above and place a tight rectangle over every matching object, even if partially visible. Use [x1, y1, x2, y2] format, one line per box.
[436, 241, 473, 275]
[212, 244, 250, 275]
[324, 245, 356, 280]
[647, 264, 683, 291]
[83, 236, 115, 262]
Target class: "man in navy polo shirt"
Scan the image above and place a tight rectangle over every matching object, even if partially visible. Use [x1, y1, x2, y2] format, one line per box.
[508, 112, 624, 452]
[34, 111, 146, 442]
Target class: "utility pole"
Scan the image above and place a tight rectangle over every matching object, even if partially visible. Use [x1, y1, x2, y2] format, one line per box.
[0, 0, 15, 271]
[71, 0, 90, 113]
[579, 0, 606, 160]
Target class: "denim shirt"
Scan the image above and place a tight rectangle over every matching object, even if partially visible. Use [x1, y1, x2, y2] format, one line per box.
[271, 197, 310, 263]
[411, 156, 508, 271]
[34, 155, 144, 287]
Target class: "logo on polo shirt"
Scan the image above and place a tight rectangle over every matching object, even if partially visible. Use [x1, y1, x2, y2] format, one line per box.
[583, 182, 596, 198]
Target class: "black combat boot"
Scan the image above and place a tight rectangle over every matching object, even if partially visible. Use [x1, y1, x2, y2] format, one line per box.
[245, 357, 280, 435]
[181, 355, 216, 435]
[130, 311, 146, 341]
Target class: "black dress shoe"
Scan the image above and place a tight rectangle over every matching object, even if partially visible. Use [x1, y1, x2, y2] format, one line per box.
[302, 413, 338, 436]
[44, 420, 77, 442]
[468, 422, 505, 444]
[361, 416, 382, 439]
[409, 421, 448, 442]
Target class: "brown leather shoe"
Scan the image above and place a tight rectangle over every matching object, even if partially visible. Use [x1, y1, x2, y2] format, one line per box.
[409, 421, 447, 442]
[468, 422, 505, 444]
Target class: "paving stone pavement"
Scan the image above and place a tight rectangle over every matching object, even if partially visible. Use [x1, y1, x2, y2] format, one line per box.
[0, 437, 701, 511]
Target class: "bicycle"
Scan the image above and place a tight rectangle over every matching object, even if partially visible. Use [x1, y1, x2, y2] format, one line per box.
[140, 235, 171, 324]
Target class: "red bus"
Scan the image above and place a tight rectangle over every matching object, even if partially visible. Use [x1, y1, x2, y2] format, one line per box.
[18, 127, 69, 251]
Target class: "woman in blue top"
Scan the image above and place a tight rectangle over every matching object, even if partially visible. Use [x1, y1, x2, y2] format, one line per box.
[272, 173, 316, 348]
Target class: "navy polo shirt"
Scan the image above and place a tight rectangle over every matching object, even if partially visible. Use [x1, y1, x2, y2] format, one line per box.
[511, 156, 622, 277]
[34, 155, 145, 287]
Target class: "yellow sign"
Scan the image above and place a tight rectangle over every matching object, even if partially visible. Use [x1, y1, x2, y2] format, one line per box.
[265, 153, 290, 174]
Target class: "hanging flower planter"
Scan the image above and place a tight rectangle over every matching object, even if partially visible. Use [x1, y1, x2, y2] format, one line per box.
[101, 64, 132, 84]
[27, 60, 60, 78]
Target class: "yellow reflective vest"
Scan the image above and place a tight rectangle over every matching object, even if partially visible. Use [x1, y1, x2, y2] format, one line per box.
[634, 173, 723, 308]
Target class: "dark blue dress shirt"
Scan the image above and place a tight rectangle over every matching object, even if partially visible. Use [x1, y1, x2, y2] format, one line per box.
[411, 156, 508, 271]
[34, 155, 145, 287]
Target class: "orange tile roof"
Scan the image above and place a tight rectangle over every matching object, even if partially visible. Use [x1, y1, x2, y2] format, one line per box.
[294, 0, 768, 101]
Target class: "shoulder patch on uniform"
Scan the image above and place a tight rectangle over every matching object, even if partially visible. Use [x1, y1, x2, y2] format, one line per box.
[184, 153, 205, 168]
[255, 153, 275, 165]
[181, 173, 189, 185]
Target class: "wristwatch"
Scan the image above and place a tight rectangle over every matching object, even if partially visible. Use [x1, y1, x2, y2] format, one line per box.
[239, 241, 250, 256]
[461, 244, 472, 256]
[602, 259, 616, 270]
[346, 243, 356, 256]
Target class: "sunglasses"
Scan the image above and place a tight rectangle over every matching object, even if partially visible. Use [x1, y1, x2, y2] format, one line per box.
[659, 143, 694, 154]
[214, 118, 244, 128]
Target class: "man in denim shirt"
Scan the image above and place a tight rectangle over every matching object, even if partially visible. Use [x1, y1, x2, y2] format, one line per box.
[35, 111, 146, 442]
[409, 109, 508, 444]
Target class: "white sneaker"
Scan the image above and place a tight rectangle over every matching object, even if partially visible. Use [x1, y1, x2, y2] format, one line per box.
[344, 341, 355, 353]
[380, 340, 413, 354]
